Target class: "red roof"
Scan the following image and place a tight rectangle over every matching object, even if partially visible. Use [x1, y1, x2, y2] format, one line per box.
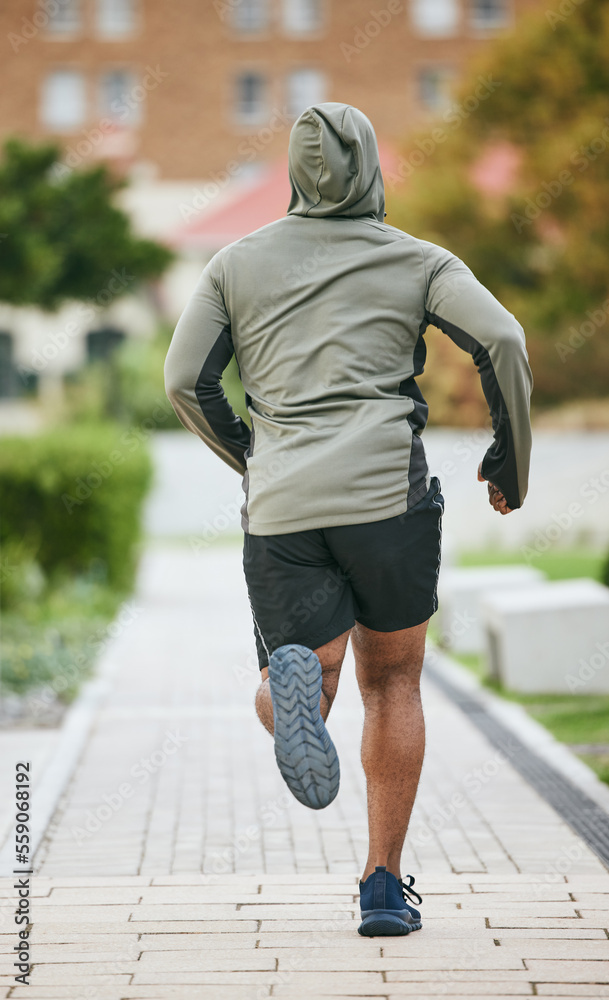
[173, 143, 400, 251]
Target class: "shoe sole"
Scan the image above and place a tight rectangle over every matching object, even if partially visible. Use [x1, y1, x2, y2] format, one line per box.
[358, 911, 422, 937]
[268, 644, 340, 810]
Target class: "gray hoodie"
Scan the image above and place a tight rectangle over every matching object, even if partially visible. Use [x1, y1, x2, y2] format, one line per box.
[165, 103, 532, 534]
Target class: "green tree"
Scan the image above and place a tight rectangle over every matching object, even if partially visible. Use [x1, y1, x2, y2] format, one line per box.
[0, 138, 173, 310]
[388, 1, 609, 408]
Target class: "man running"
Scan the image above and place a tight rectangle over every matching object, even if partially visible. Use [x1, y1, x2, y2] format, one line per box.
[165, 103, 532, 937]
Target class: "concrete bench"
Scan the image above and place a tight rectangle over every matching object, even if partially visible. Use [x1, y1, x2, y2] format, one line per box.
[480, 578, 609, 694]
[436, 565, 546, 654]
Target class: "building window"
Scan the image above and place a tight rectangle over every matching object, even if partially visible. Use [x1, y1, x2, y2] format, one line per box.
[232, 0, 269, 33]
[234, 72, 268, 124]
[40, 70, 86, 129]
[469, 0, 510, 29]
[99, 69, 140, 124]
[46, 0, 81, 35]
[287, 69, 326, 118]
[283, 0, 323, 34]
[86, 328, 126, 364]
[95, 0, 137, 38]
[411, 0, 458, 36]
[418, 66, 454, 112]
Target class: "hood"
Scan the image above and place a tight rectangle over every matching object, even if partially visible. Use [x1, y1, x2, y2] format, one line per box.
[287, 103, 385, 222]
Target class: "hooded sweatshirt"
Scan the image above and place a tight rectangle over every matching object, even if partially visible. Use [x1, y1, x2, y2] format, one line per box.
[165, 103, 532, 534]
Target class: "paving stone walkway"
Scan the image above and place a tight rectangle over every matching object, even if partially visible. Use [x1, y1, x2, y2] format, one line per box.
[1, 543, 608, 998]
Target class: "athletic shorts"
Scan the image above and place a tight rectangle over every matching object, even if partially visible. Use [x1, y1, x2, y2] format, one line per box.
[243, 476, 444, 670]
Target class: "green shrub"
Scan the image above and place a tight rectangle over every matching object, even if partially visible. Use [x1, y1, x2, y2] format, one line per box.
[602, 551, 609, 588]
[1, 578, 122, 700]
[114, 328, 183, 429]
[0, 424, 152, 598]
[63, 327, 182, 430]
[0, 536, 45, 609]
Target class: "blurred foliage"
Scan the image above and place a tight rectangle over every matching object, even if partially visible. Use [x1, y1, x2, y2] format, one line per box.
[0, 425, 152, 701]
[579, 754, 609, 785]
[387, 0, 609, 410]
[459, 547, 607, 583]
[1, 574, 124, 700]
[0, 138, 173, 310]
[523, 695, 609, 745]
[419, 330, 490, 427]
[0, 424, 152, 595]
[0, 138, 172, 703]
[64, 326, 181, 429]
[63, 328, 250, 429]
[221, 355, 252, 426]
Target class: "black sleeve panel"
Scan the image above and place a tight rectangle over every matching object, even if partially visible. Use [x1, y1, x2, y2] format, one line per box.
[194, 324, 251, 473]
[426, 310, 521, 510]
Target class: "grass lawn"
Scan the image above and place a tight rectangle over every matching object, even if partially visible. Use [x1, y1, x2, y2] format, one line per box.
[458, 548, 606, 582]
[444, 548, 609, 784]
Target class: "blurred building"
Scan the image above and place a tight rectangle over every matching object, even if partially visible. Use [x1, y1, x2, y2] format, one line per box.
[0, 0, 546, 400]
[2, 0, 547, 180]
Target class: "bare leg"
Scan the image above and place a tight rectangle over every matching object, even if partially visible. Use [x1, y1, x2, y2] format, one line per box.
[255, 629, 351, 736]
[352, 619, 428, 882]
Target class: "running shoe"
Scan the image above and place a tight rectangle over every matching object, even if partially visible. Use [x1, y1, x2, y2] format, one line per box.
[358, 866, 423, 936]
[268, 644, 340, 810]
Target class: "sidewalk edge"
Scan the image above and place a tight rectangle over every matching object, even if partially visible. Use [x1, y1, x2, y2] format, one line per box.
[425, 642, 609, 816]
[0, 654, 120, 877]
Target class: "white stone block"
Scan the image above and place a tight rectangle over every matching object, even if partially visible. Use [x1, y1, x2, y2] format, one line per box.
[480, 578, 609, 693]
[436, 565, 546, 653]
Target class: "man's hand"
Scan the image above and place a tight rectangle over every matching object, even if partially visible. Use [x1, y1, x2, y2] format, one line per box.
[477, 463, 513, 515]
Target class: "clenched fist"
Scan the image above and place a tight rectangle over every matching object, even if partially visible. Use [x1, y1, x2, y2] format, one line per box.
[477, 463, 513, 515]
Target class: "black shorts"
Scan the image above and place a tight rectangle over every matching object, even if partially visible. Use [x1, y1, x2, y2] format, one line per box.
[243, 477, 444, 670]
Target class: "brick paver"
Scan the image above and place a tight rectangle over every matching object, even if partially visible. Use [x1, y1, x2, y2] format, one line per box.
[1, 873, 609, 997]
[1, 543, 608, 998]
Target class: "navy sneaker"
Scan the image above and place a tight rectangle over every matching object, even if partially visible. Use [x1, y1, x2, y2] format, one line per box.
[268, 644, 340, 810]
[358, 867, 423, 936]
